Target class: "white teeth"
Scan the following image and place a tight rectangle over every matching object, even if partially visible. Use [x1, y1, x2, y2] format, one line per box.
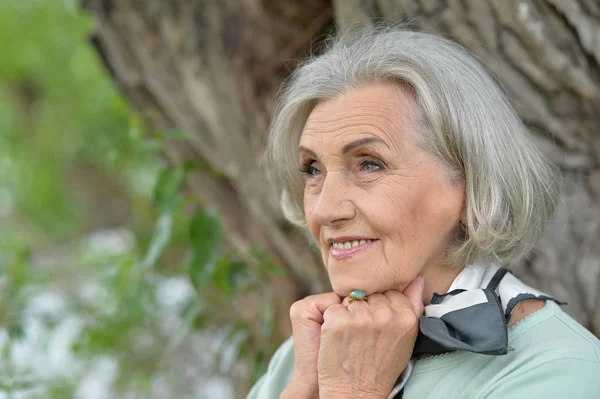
[332, 239, 373, 250]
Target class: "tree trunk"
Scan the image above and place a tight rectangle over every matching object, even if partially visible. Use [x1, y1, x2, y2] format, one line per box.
[83, 0, 600, 335]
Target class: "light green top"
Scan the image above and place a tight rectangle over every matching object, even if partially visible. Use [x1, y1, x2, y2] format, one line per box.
[247, 301, 600, 398]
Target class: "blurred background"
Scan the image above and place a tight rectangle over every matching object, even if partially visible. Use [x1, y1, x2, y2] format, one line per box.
[1, 0, 599, 398]
[0, 1, 290, 397]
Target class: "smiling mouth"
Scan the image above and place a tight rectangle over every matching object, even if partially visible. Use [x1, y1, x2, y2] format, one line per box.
[329, 239, 378, 260]
[331, 239, 375, 250]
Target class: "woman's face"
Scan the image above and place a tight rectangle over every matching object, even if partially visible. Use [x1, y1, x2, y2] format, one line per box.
[299, 83, 466, 298]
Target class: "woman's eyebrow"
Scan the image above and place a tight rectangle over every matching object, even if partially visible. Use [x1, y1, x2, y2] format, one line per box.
[298, 146, 317, 159]
[341, 137, 387, 154]
[298, 137, 388, 158]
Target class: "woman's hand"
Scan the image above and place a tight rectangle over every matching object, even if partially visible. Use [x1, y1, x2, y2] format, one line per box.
[281, 293, 342, 398]
[317, 276, 425, 399]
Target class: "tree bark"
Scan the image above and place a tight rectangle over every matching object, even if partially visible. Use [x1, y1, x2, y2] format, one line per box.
[83, 0, 600, 335]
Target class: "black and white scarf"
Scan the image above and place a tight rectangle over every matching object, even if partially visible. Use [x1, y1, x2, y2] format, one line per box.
[387, 263, 561, 399]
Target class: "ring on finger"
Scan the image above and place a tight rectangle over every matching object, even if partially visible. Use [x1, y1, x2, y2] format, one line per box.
[347, 289, 367, 306]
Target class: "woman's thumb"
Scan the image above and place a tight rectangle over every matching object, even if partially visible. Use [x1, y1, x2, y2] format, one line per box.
[403, 276, 425, 317]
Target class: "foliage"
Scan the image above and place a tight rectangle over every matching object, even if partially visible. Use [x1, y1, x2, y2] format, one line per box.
[0, 1, 284, 397]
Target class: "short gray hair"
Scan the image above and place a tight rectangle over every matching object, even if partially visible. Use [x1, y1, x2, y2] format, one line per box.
[266, 27, 560, 268]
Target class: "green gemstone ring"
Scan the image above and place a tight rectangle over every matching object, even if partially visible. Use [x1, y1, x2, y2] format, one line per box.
[347, 289, 367, 304]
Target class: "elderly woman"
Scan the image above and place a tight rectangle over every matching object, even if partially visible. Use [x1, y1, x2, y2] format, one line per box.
[247, 28, 600, 398]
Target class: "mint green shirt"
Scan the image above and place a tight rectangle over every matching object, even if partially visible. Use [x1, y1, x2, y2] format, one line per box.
[247, 301, 600, 398]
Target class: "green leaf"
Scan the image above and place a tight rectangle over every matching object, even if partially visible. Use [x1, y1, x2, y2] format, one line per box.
[153, 166, 185, 212]
[167, 301, 203, 352]
[8, 323, 24, 340]
[211, 256, 248, 297]
[142, 212, 173, 268]
[182, 159, 202, 172]
[9, 244, 30, 296]
[213, 256, 233, 296]
[192, 313, 207, 329]
[228, 260, 250, 289]
[187, 209, 222, 291]
[251, 246, 286, 276]
[252, 350, 268, 382]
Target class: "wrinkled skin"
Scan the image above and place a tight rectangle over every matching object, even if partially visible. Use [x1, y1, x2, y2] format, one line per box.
[281, 83, 467, 399]
[300, 83, 466, 298]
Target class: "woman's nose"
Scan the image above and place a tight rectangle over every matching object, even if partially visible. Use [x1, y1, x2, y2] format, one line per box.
[311, 172, 356, 226]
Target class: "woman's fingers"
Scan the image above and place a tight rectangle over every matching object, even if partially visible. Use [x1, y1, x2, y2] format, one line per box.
[288, 292, 342, 394]
[318, 285, 423, 398]
[322, 303, 350, 327]
[286, 276, 425, 398]
[290, 292, 342, 325]
[361, 294, 395, 329]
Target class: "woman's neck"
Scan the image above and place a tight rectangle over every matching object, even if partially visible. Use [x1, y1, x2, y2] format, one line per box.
[421, 264, 462, 306]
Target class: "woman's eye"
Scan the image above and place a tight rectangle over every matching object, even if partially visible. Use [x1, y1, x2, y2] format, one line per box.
[308, 165, 321, 176]
[299, 163, 321, 176]
[359, 159, 383, 172]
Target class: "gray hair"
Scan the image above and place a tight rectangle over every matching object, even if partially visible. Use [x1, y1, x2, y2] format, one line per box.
[266, 27, 560, 268]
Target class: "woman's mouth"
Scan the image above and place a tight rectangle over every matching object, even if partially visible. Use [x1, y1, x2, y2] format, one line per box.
[329, 239, 377, 260]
